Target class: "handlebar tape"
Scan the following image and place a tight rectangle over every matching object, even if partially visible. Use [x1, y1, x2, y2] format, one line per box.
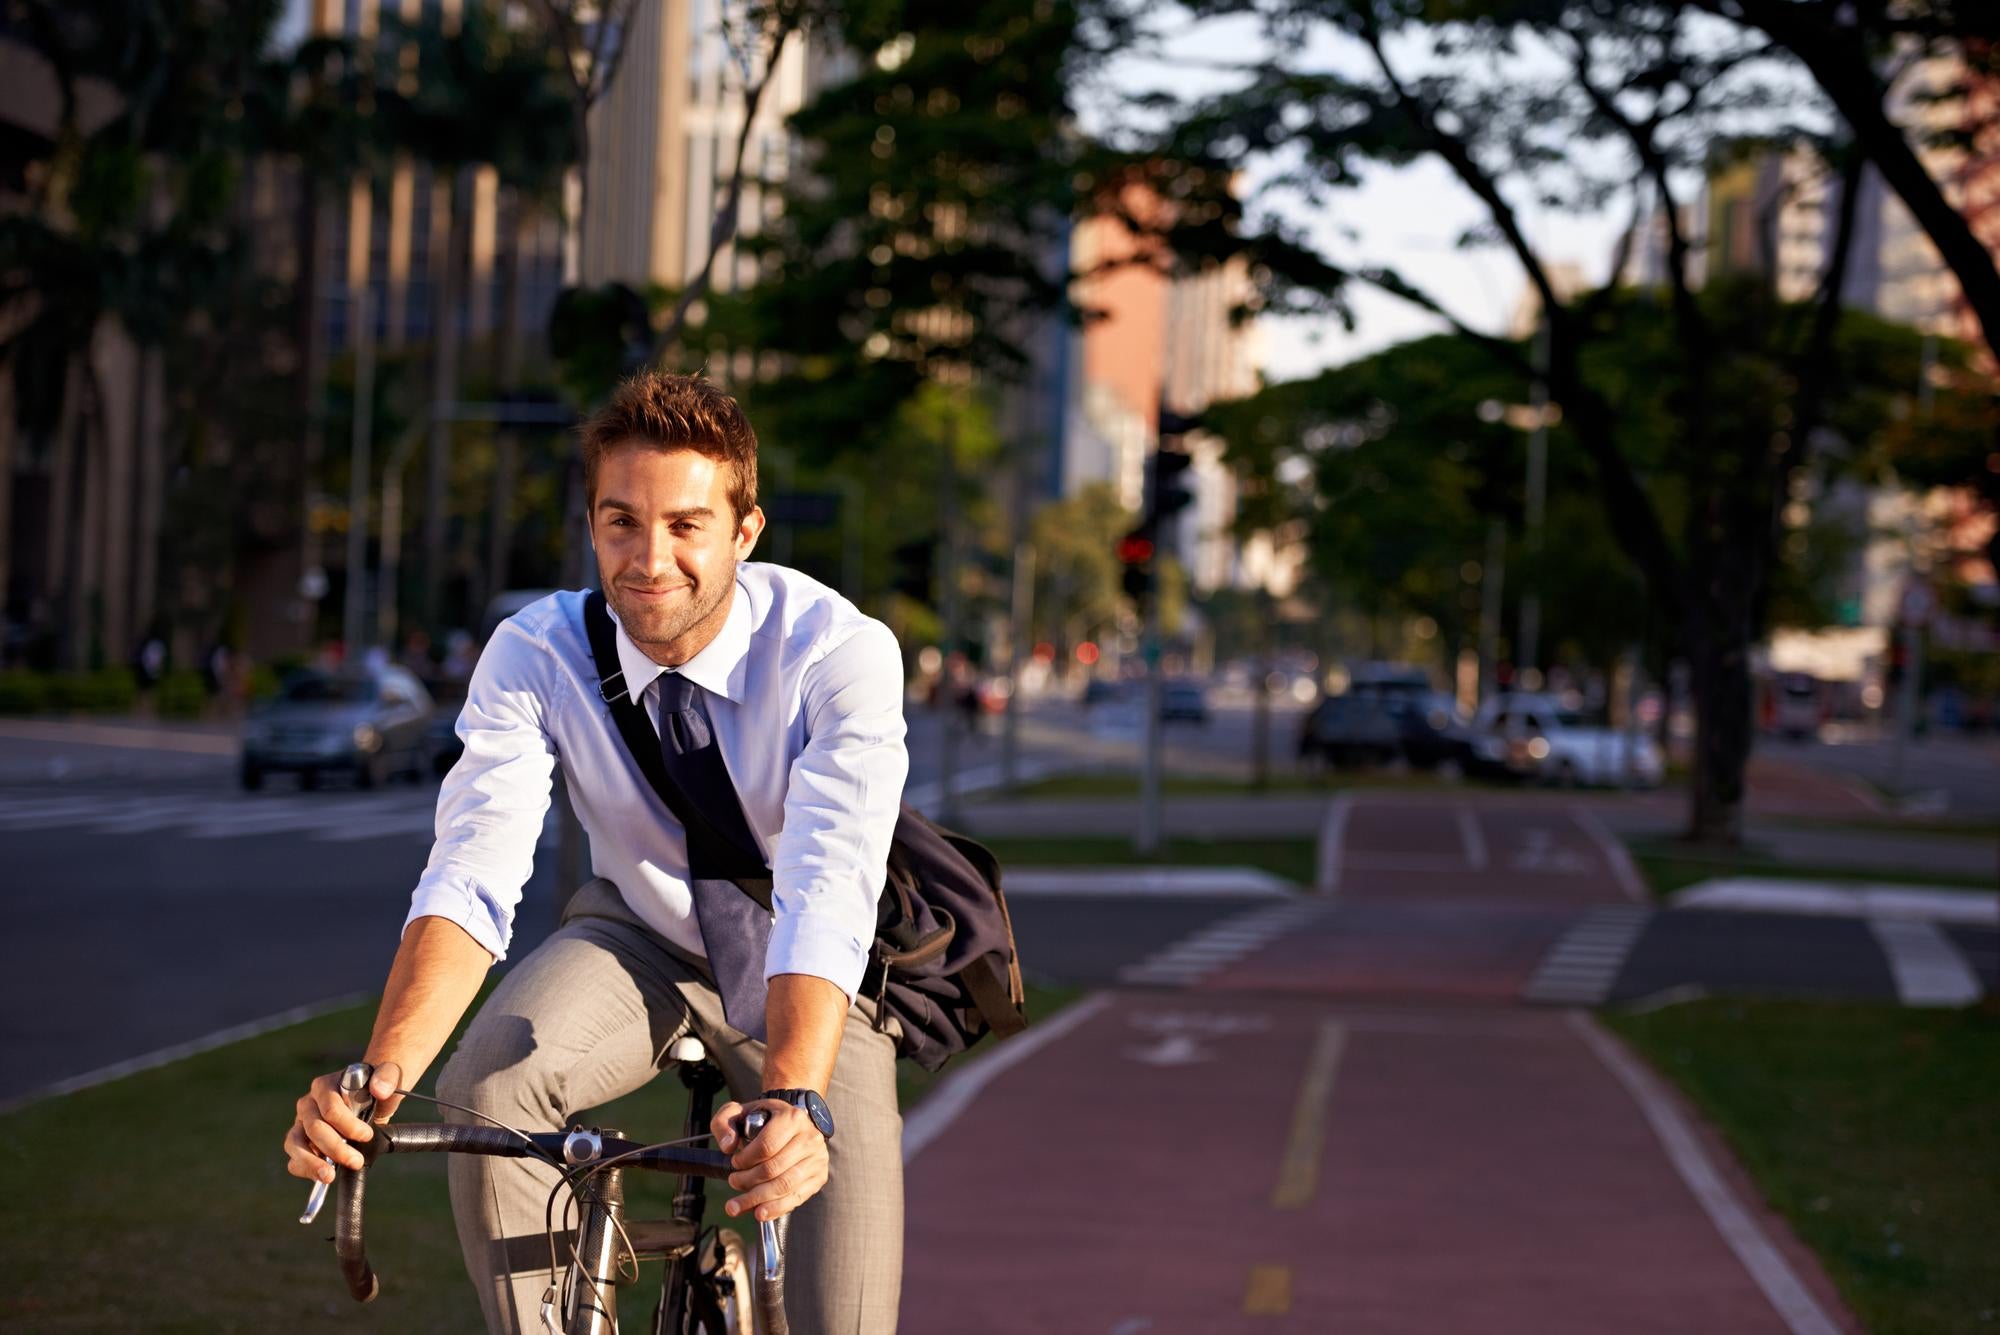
[334, 1062, 379, 1303]
[756, 1215, 790, 1335]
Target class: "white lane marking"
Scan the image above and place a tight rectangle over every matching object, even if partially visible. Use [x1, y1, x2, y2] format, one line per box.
[902, 993, 1113, 1166]
[1523, 906, 1653, 1005]
[1116, 901, 1321, 987]
[0, 991, 373, 1116]
[901, 756, 1062, 816]
[1678, 879, 1998, 926]
[1570, 805, 1650, 903]
[1316, 796, 1351, 895]
[1456, 805, 1489, 871]
[1869, 918, 1984, 1006]
[0, 718, 239, 754]
[1002, 867, 1296, 899]
[1569, 1014, 1845, 1335]
[1342, 852, 1483, 873]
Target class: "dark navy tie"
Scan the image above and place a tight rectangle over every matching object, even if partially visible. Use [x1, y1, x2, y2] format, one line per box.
[656, 672, 773, 1040]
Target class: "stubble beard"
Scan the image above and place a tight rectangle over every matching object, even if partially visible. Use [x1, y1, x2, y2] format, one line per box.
[606, 562, 734, 661]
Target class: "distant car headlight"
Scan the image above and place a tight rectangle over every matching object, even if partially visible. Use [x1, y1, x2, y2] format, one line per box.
[1526, 737, 1551, 761]
[353, 724, 382, 753]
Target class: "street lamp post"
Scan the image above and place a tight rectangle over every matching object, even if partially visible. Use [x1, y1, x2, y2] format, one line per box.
[1518, 319, 1550, 681]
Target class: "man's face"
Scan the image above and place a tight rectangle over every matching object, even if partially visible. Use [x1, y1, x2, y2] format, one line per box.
[591, 443, 764, 664]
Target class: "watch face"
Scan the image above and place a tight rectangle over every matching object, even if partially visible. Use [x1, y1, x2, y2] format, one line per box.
[804, 1091, 835, 1139]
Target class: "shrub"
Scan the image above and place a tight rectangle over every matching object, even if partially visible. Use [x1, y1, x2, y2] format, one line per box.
[156, 671, 209, 719]
[0, 671, 49, 714]
[50, 669, 138, 713]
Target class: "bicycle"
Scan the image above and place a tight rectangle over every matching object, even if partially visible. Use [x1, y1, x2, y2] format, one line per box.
[297, 1036, 788, 1334]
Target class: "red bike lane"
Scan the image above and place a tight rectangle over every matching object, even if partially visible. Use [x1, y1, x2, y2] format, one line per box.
[898, 799, 1858, 1333]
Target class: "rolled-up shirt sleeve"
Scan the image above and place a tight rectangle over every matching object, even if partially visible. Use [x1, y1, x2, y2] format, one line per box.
[766, 619, 908, 1000]
[403, 621, 560, 961]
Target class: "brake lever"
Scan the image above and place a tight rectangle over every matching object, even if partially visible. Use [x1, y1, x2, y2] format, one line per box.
[740, 1109, 780, 1281]
[299, 1062, 375, 1225]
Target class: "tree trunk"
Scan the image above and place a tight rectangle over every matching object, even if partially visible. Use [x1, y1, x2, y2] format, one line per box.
[486, 199, 533, 605]
[423, 167, 471, 635]
[1684, 612, 1753, 845]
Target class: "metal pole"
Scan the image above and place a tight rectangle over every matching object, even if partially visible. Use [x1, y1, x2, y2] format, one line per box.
[341, 279, 376, 659]
[1137, 584, 1164, 855]
[1001, 441, 1034, 791]
[1250, 587, 1272, 789]
[1478, 518, 1506, 702]
[1518, 318, 1550, 680]
[1890, 617, 1921, 798]
[936, 406, 960, 825]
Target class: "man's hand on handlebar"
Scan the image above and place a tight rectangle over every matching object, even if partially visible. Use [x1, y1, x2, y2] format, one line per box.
[284, 1061, 403, 1183]
[711, 1097, 828, 1224]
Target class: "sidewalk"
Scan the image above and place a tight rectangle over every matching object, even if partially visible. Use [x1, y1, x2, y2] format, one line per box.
[900, 795, 1862, 1332]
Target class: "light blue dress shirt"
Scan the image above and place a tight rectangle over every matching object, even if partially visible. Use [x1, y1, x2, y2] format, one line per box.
[404, 562, 909, 1000]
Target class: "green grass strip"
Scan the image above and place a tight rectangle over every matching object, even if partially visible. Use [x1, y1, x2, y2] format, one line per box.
[1605, 998, 2000, 1335]
[0, 980, 1078, 1331]
[978, 835, 1320, 887]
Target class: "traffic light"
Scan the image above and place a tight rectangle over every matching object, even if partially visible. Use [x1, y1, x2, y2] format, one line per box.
[1149, 403, 1201, 525]
[1117, 526, 1154, 600]
[1147, 446, 1196, 522]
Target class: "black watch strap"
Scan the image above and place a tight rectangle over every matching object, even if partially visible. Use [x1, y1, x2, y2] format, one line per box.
[759, 1087, 835, 1141]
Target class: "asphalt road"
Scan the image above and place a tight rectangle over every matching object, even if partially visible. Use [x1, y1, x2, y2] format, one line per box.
[0, 711, 1265, 1108]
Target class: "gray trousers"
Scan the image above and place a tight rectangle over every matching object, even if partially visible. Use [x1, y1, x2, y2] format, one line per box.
[435, 877, 904, 1333]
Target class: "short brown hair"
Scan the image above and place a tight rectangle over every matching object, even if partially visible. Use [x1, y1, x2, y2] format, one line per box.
[579, 371, 759, 521]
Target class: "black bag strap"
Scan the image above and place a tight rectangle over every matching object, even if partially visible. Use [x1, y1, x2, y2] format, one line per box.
[582, 590, 774, 910]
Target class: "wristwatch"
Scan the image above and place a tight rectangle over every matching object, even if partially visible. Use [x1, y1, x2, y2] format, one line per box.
[759, 1087, 835, 1141]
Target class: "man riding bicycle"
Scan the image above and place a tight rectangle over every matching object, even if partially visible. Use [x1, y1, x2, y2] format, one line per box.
[283, 371, 908, 1333]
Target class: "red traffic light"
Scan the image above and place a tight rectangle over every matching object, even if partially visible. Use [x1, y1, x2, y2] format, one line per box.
[1116, 533, 1155, 564]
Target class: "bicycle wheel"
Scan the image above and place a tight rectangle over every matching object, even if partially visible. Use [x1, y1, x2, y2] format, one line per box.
[703, 1230, 758, 1335]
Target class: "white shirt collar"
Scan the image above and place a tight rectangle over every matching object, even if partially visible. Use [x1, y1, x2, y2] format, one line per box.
[608, 578, 753, 705]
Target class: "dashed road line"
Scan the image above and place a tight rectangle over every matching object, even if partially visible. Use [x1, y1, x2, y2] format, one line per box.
[0, 789, 440, 844]
[1456, 805, 1488, 870]
[1242, 1265, 1292, 1316]
[1869, 918, 1983, 1006]
[1117, 900, 1322, 987]
[1315, 795, 1351, 895]
[1271, 1018, 1346, 1210]
[1570, 806, 1650, 902]
[1523, 905, 1654, 1005]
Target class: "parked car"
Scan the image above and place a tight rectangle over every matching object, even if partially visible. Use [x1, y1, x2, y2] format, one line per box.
[1297, 694, 1403, 768]
[1472, 692, 1663, 788]
[1379, 691, 1510, 776]
[1161, 680, 1209, 723]
[1081, 678, 1127, 707]
[241, 667, 435, 790]
[1767, 671, 1826, 741]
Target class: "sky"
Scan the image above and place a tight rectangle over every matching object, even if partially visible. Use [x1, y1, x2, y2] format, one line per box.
[1084, 10, 1630, 384]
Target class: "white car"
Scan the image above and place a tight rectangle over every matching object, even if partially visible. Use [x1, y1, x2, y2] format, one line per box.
[1472, 692, 1664, 788]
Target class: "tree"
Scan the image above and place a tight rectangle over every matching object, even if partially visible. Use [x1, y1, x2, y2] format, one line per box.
[1143, 0, 1935, 840]
[709, 0, 1088, 453]
[1681, 0, 2000, 366]
[0, 0, 304, 667]
[378, 6, 574, 632]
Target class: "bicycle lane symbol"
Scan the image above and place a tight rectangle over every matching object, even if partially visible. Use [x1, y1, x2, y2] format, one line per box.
[1122, 1010, 1270, 1067]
